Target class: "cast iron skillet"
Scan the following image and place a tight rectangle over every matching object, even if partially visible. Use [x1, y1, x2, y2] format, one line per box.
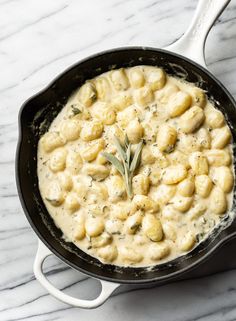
[16, 0, 236, 308]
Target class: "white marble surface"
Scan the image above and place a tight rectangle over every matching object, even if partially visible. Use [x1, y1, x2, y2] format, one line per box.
[1, 0, 236, 319]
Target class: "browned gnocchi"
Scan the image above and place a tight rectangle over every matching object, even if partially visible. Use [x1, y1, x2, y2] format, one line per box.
[38, 66, 234, 267]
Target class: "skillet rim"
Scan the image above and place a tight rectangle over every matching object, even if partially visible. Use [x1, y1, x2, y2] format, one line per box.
[15, 46, 236, 284]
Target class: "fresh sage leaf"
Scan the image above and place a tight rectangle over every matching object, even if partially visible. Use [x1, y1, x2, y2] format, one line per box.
[126, 143, 131, 167]
[101, 152, 124, 176]
[113, 135, 126, 161]
[124, 134, 130, 149]
[130, 141, 143, 173]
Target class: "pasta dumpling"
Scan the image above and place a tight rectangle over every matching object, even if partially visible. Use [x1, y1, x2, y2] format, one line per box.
[49, 148, 67, 172]
[168, 91, 191, 117]
[60, 119, 81, 141]
[41, 132, 65, 153]
[77, 82, 97, 107]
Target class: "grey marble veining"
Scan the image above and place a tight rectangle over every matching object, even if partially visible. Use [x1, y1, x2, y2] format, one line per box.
[1, 0, 236, 320]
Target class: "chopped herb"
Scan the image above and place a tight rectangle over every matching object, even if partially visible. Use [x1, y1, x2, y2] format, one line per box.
[144, 167, 152, 177]
[164, 145, 175, 154]
[196, 232, 205, 243]
[71, 105, 82, 115]
[111, 231, 121, 235]
[202, 217, 207, 225]
[130, 223, 140, 231]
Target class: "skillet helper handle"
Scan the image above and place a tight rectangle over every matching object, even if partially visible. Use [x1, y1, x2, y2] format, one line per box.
[34, 240, 120, 309]
[165, 0, 231, 67]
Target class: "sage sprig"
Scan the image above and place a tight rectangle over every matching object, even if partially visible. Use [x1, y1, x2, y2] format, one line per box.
[102, 135, 143, 198]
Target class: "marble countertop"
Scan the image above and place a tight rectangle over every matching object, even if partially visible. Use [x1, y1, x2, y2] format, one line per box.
[1, 0, 236, 320]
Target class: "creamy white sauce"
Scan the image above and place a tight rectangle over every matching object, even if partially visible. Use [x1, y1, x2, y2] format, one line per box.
[37, 66, 234, 267]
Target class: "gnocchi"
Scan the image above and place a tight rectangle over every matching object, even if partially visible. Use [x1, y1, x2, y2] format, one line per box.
[129, 67, 145, 88]
[210, 166, 234, 193]
[179, 106, 205, 134]
[91, 233, 112, 248]
[94, 105, 116, 125]
[60, 119, 81, 141]
[211, 127, 231, 149]
[77, 82, 97, 107]
[142, 214, 163, 241]
[45, 181, 64, 206]
[126, 210, 143, 234]
[210, 187, 227, 215]
[205, 149, 231, 167]
[171, 195, 193, 212]
[147, 68, 166, 91]
[141, 146, 156, 165]
[157, 124, 177, 153]
[132, 174, 150, 195]
[188, 203, 206, 220]
[80, 121, 103, 141]
[162, 222, 177, 241]
[179, 232, 196, 252]
[149, 243, 170, 260]
[49, 148, 67, 172]
[82, 138, 105, 162]
[134, 86, 154, 107]
[98, 245, 118, 262]
[189, 152, 208, 175]
[74, 221, 86, 241]
[132, 195, 159, 213]
[85, 217, 104, 237]
[58, 172, 73, 191]
[152, 184, 176, 206]
[197, 128, 211, 149]
[111, 204, 130, 221]
[126, 119, 144, 143]
[205, 110, 224, 128]
[66, 151, 83, 175]
[38, 65, 234, 268]
[120, 246, 143, 263]
[108, 175, 126, 202]
[65, 193, 80, 212]
[41, 132, 65, 153]
[161, 205, 180, 221]
[177, 178, 195, 197]
[189, 87, 206, 108]
[83, 164, 109, 181]
[110, 68, 129, 91]
[168, 91, 191, 117]
[95, 77, 111, 101]
[162, 165, 187, 185]
[111, 94, 133, 111]
[195, 175, 213, 198]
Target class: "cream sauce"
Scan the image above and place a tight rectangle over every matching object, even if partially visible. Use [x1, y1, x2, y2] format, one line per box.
[37, 66, 234, 267]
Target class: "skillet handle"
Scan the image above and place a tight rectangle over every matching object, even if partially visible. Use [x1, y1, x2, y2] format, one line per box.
[33, 240, 120, 309]
[165, 0, 231, 67]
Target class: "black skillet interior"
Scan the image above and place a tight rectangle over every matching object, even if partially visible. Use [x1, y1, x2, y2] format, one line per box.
[16, 47, 236, 284]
